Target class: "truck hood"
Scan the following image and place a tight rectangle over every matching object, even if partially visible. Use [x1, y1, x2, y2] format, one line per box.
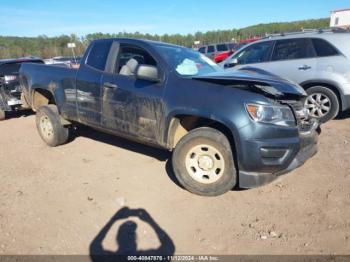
[192, 67, 307, 98]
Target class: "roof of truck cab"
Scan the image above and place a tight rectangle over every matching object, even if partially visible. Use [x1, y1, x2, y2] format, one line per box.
[93, 38, 183, 48]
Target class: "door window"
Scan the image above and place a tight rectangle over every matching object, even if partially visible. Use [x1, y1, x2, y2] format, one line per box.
[233, 41, 273, 65]
[116, 45, 157, 76]
[272, 38, 315, 61]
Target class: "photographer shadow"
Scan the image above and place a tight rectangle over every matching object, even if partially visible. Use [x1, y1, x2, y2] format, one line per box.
[90, 207, 175, 261]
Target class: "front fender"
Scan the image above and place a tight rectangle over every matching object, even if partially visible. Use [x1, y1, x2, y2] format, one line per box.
[164, 108, 243, 153]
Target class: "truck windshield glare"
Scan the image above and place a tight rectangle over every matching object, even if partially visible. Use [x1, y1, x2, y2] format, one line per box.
[155, 44, 224, 76]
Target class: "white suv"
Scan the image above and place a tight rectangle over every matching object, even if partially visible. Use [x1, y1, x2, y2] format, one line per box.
[222, 29, 350, 123]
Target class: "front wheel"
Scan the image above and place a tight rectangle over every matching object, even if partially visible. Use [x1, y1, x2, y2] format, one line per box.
[172, 127, 237, 196]
[305, 86, 339, 123]
[36, 105, 69, 147]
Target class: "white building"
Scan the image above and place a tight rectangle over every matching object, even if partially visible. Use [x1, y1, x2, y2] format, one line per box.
[330, 8, 350, 29]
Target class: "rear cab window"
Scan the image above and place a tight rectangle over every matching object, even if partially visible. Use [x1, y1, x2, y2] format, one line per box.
[272, 38, 315, 61]
[86, 41, 112, 71]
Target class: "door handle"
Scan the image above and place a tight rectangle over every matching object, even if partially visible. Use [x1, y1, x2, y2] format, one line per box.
[298, 65, 311, 70]
[103, 82, 118, 89]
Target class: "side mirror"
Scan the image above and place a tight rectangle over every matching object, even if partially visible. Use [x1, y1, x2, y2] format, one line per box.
[136, 65, 159, 82]
[224, 58, 239, 68]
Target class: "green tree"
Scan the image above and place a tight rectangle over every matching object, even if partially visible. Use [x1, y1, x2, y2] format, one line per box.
[0, 18, 330, 59]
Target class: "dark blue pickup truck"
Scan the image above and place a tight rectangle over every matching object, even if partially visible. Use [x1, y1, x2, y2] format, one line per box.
[19, 38, 319, 196]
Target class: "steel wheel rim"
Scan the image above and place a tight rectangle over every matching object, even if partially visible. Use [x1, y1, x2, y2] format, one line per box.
[305, 93, 331, 118]
[39, 115, 54, 140]
[185, 144, 225, 184]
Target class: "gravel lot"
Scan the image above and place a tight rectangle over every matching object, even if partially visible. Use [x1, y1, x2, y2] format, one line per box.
[0, 112, 349, 255]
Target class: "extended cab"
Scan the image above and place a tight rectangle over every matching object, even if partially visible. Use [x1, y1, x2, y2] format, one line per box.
[20, 38, 319, 196]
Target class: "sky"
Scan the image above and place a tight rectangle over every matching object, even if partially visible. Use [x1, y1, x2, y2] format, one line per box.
[0, 0, 349, 37]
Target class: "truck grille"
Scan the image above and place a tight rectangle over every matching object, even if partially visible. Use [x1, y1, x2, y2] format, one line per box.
[285, 99, 317, 133]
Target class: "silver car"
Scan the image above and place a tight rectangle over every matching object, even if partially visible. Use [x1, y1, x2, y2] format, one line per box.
[221, 29, 350, 123]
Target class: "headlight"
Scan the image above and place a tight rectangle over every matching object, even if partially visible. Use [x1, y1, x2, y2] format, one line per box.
[246, 103, 295, 127]
[4, 75, 17, 83]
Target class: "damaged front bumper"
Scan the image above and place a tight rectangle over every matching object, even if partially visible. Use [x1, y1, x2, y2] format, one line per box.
[6, 98, 22, 106]
[0, 83, 23, 111]
[238, 119, 319, 188]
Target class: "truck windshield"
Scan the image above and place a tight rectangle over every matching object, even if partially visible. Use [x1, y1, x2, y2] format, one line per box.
[155, 44, 223, 76]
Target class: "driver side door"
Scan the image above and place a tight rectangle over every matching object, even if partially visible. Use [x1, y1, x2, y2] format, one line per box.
[101, 42, 166, 145]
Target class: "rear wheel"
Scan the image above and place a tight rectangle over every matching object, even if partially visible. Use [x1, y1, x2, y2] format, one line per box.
[36, 105, 69, 147]
[305, 86, 339, 123]
[0, 109, 5, 121]
[172, 127, 237, 196]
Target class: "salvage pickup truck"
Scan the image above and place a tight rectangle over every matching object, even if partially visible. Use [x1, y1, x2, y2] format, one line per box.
[20, 38, 319, 196]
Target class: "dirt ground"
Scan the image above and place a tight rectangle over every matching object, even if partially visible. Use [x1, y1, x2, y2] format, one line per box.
[0, 111, 349, 256]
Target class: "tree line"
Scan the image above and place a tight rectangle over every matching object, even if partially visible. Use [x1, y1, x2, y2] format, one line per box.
[0, 18, 329, 59]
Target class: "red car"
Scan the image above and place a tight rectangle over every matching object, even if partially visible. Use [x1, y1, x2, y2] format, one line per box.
[213, 37, 262, 63]
[214, 50, 233, 63]
[199, 43, 236, 63]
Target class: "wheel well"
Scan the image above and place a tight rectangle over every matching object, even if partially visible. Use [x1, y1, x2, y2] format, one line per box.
[302, 82, 342, 110]
[32, 89, 56, 111]
[168, 115, 236, 150]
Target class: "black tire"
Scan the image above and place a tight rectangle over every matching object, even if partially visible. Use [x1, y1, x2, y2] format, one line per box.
[0, 109, 5, 121]
[36, 105, 69, 147]
[172, 127, 237, 196]
[305, 86, 339, 123]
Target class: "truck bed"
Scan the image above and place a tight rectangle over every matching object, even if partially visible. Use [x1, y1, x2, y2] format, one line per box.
[20, 63, 78, 109]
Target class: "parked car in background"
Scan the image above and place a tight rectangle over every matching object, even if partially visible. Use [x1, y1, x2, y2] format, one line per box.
[20, 38, 319, 196]
[0, 58, 44, 120]
[238, 36, 262, 45]
[213, 51, 232, 63]
[198, 42, 235, 62]
[232, 37, 262, 52]
[221, 29, 350, 123]
[44, 56, 82, 67]
[198, 38, 262, 63]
